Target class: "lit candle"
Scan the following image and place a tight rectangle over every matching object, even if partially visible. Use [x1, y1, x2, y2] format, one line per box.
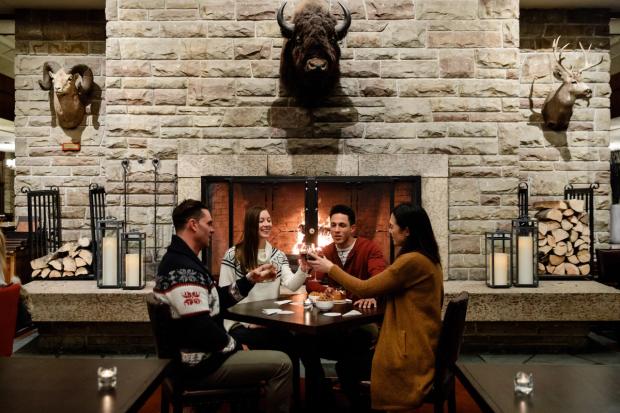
[517, 236, 534, 285]
[125, 253, 140, 287]
[493, 252, 509, 285]
[102, 236, 118, 286]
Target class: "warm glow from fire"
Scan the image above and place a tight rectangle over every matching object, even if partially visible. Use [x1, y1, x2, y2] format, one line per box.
[291, 213, 333, 254]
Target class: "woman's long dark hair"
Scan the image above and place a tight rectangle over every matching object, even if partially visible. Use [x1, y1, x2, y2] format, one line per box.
[235, 206, 265, 272]
[392, 203, 441, 266]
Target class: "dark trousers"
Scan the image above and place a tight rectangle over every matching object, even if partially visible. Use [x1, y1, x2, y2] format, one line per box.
[301, 323, 377, 412]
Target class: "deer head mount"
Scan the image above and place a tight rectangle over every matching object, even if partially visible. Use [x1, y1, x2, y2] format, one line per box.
[38, 62, 93, 129]
[541, 37, 604, 131]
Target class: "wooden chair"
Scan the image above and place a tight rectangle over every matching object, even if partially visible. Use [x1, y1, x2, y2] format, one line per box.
[0, 283, 21, 357]
[422, 291, 470, 413]
[146, 293, 260, 413]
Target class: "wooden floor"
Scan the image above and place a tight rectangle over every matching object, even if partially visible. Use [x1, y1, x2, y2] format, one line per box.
[138, 378, 483, 413]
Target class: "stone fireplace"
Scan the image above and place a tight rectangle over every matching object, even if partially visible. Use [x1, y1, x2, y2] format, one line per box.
[12, 2, 611, 281]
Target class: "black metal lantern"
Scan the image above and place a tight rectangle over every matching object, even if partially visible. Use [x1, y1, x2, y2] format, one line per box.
[512, 217, 539, 287]
[485, 231, 512, 288]
[96, 218, 123, 288]
[122, 230, 146, 290]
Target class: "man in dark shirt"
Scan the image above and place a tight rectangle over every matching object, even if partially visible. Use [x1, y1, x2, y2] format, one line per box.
[154, 199, 292, 413]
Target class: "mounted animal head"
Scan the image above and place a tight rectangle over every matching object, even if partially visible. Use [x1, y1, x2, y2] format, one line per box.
[278, 0, 351, 106]
[542, 37, 604, 131]
[38, 62, 93, 129]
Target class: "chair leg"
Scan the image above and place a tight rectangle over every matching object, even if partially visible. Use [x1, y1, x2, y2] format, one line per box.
[160, 385, 169, 413]
[448, 380, 457, 413]
[434, 399, 444, 413]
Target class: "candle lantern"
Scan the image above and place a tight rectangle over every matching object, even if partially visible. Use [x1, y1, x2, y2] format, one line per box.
[96, 218, 123, 289]
[122, 230, 146, 290]
[512, 217, 539, 287]
[485, 231, 512, 288]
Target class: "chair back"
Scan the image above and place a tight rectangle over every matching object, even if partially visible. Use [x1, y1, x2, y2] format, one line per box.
[0, 283, 21, 357]
[596, 249, 620, 286]
[146, 293, 179, 360]
[434, 291, 469, 390]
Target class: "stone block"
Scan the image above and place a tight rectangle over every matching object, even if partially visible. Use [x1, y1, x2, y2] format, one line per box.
[459, 79, 519, 97]
[236, 0, 278, 20]
[154, 89, 187, 105]
[160, 21, 205, 37]
[234, 39, 271, 60]
[416, 0, 478, 20]
[451, 235, 481, 254]
[152, 61, 201, 77]
[340, 61, 381, 77]
[251, 61, 280, 78]
[384, 99, 432, 123]
[199, 0, 234, 19]
[180, 39, 233, 60]
[107, 21, 159, 37]
[478, 0, 518, 18]
[208, 21, 255, 37]
[476, 49, 518, 68]
[347, 32, 382, 48]
[149, 9, 199, 20]
[221, 107, 269, 127]
[439, 50, 475, 78]
[448, 123, 497, 137]
[399, 79, 457, 97]
[119, 38, 179, 59]
[381, 61, 438, 78]
[106, 89, 153, 105]
[269, 107, 313, 129]
[381, 21, 425, 47]
[450, 178, 480, 205]
[354, 49, 399, 60]
[119, 0, 164, 7]
[366, 0, 415, 19]
[422, 177, 449, 272]
[359, 154, 448, 177]
[235, 79, 276, 96]
[359, 79, 396, 97]
[521, 54, 552, 81]
[285, 139, 340, 155]
[430, 98, 502, 112]
[187, 78, 236, 106]
[428, 31, 502, 48]
[267, 155, 358, 176]
[240, 139, 285, 154]
[106, 115, 158, 137]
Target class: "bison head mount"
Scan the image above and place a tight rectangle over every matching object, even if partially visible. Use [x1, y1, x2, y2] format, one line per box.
[38, 62, 93, 129]
[542, 37, 603, 131]
[278, 0, 351, 106]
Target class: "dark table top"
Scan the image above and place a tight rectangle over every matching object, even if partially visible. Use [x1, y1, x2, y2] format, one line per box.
[456, 362, 620, 413]
[224, 295, 384, 335]
[0, 357, 170, 413]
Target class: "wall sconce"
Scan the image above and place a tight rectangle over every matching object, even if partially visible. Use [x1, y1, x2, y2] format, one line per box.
[512, 217, 539, 287]
[485, 231, 512, 288]
[122, 230, 146, 290]
[96, 218, 123, 288]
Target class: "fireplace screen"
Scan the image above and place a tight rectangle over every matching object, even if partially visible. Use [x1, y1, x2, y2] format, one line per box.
[201, 176, 421, 278]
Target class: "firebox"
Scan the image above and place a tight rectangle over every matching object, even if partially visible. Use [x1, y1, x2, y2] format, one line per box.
[201, 176, 421, 278]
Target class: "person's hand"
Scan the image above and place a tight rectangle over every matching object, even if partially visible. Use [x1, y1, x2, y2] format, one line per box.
[307, 252, 334, 274]
[354, 298, 377, 309]
[248, 263, 277, 283]
[298, 256, 311, 273]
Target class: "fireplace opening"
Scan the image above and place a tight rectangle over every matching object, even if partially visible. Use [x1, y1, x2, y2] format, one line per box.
[201, 176, 421, 278]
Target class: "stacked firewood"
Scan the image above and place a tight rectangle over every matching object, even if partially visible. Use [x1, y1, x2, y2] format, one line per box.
[30, 238, 93, 279]
[534, 200, 590, 276]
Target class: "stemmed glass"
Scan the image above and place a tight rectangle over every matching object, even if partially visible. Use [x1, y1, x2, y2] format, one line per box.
[300, 243, 319, 281]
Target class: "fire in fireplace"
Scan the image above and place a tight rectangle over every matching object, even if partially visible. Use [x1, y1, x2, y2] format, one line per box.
[201, 176, 421, 278]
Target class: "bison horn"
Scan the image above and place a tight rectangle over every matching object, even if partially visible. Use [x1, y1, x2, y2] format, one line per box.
[334, 1, 351, 40]
[277, 2, 294, 39]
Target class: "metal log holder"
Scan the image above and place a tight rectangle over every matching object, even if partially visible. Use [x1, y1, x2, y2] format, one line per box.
[121, 158, 177, 269]
[22, 186, 62, 262]
[518, 182, 529, 218]
[87, 183, 106, 279]
[543, 183, 599, 280]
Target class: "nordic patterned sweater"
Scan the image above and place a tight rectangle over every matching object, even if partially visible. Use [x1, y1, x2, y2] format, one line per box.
[154, 235, 253, 377]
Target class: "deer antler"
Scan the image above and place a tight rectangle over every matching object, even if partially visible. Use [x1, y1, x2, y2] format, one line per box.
[578, 42, 604, 74]
[551, 36, 572, 76]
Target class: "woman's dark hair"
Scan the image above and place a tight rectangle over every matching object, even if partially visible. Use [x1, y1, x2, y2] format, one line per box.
[392, 203, 441, 266]
[235, 206, 266, 272]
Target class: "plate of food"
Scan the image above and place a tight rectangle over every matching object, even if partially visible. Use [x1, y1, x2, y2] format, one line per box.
[308, 290, 347, 304]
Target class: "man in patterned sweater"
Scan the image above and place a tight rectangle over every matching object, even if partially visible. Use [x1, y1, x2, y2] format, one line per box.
[154, 199, 292, 413]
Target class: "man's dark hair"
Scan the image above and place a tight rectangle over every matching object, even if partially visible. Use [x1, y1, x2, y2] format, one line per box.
[329, 204, 355, 225]
[172, 199, 208, 231]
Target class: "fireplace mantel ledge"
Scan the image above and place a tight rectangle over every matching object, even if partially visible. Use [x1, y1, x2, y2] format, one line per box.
[23, 280, 620, 323]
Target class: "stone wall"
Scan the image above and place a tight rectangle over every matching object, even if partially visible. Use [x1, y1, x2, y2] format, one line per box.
[520, 9, 611, 246]
[14, 1, 612, 280]
[14, 10, 106, 241]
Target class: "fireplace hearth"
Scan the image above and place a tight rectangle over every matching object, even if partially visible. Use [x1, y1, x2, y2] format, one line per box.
[201, 176, 421, 278]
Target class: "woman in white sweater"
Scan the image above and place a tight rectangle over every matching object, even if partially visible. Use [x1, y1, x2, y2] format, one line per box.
[219, 206, 309, 351]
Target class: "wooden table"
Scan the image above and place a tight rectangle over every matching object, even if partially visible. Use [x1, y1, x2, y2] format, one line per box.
[0, 357, 170, 413]
[224, 295, 384, 335]
[456, 362, 620, 413]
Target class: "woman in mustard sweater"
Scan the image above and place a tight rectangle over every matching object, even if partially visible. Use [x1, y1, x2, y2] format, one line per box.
[308, 203, 444, 411]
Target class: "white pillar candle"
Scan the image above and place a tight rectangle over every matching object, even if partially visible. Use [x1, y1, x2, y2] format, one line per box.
[517, 236, 534, 285]
[102, 235, 118, 286]
[493, 252, 509, 285]
[125, 253, 140, 287]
